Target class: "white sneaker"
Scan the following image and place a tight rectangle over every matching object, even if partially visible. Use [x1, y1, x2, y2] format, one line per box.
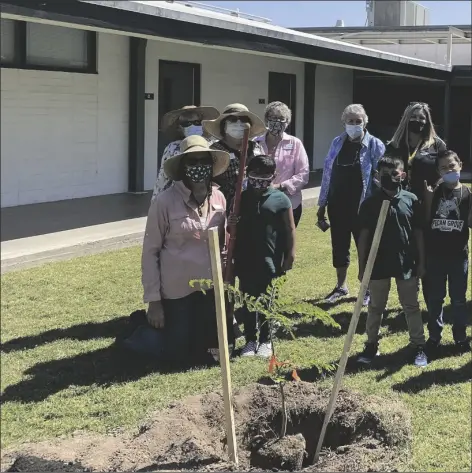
[256, 342, 273, 358]
[241, 341, 258, 357]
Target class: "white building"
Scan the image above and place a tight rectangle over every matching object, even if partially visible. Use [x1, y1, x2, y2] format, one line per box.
[0, 0, 458, 208]
[296, 24, 472, 172]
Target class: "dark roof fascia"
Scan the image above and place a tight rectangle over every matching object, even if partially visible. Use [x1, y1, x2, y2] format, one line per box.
[0, 0, 451, 81]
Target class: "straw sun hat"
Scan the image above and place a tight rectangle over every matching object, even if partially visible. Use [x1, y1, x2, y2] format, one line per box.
[161, 105, 220, 135]
[203, 103, 266, 140]
[164, 135, 230, 181]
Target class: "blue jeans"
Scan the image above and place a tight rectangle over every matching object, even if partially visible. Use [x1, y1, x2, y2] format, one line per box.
[427, 255, 469, 343]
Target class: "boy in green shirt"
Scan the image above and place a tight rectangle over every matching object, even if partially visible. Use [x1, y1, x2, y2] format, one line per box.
[357, 156, 428, 367]
[232, 155, 296, 358]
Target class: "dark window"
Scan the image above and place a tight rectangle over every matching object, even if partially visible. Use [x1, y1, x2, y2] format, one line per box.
[1, 19, 15, 64]
[0, 20, 96, 74]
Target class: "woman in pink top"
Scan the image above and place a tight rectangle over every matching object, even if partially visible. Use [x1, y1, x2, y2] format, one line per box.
[256, 101, 310, 226]
[142, 135, 232, 367]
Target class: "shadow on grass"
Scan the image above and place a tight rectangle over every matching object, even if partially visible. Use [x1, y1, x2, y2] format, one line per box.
[277, 307, 425, 340]
[1, 341, 217, 404]
[392, 359, 472, 393]
[1, 316, 130, 354]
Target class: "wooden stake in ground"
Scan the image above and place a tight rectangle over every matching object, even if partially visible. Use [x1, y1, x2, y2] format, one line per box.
[313, 199, 390, 464]
[208, 227, 239, 467]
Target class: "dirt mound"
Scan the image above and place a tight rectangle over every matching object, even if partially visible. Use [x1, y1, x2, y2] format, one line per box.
[1, 382, 411, 472]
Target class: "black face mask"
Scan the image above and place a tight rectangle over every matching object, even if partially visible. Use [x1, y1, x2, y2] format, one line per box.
[184, 164, 212, 183]
[381, 174, 402, 193]
[409, 120, 425, 134]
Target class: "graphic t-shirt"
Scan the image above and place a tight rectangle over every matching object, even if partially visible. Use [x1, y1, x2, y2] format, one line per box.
[427, 183, 471, 257]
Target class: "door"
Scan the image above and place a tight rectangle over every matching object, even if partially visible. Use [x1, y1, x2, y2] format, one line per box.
[158, 60, 201, 165]
[268, 72, 297, 136]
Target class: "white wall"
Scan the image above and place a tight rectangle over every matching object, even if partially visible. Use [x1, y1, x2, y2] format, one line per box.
[143, 40, 305, 190]
[363, 42, 471, 66]
[313, 65, 353, 170]
[0, 31, 129, 208]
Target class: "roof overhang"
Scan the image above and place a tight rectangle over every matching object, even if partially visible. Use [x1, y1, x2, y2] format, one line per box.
[0, 0, 452, 82]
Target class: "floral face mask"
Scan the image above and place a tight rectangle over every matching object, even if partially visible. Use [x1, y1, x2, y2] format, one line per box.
[184, 164, 212, 183]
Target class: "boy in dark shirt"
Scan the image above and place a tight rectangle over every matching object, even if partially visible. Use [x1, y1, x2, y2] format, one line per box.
[232, 155, 296, 358]
[357, 156, 428, 366]
[424, 150, 472, 355]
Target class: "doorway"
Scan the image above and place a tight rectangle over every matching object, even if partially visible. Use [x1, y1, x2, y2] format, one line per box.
[158, 60, 201, 165]
[268, 72, 297, 136]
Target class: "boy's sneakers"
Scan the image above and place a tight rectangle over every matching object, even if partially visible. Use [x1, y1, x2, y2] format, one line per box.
[241, 341, 258, 357]
[363, 290, 371, 307]
[414, 345, 428, 367]
[455, 340, 471, 354]
[325, 286, 349, 304]
[256, 342, 273, 358]
[357, 343, 379, 364]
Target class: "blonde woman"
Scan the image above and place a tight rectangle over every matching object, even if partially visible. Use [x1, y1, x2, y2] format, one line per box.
[386, 102, 446, 201]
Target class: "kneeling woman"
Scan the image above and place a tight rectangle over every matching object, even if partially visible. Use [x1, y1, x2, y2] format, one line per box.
[142, 136, 233, 366]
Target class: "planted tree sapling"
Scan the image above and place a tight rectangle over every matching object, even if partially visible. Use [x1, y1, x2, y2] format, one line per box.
[190, 276, 339, 439]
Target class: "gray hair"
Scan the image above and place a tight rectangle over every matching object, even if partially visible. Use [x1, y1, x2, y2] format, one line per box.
[341, 104, 369, 125]
[264, 101, 292, 125]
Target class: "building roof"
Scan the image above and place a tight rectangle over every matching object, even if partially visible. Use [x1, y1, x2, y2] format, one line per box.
[0, 0, 453, 80]
[294, 25, 472, 46]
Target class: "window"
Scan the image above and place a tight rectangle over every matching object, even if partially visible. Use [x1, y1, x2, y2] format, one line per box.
[1, 19, 15, 64]
[26, 23, 89, 69]
[0, 20, 96, 73]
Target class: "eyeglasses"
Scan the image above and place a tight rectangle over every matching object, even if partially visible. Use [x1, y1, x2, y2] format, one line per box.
[225, 115, 252, 124]
[179, 119, 202, 127]
[267, 116, 287, 123]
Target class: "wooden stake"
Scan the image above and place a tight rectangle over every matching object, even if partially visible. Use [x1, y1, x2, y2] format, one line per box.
[313, 199, 390, 464]
[208, 227, 239, 467]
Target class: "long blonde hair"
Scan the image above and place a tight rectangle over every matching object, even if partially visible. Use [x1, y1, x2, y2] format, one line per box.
[390, 102, 439, 150]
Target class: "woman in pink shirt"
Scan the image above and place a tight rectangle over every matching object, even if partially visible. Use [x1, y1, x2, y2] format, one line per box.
[142, 135, 232, 367]
[256, 101, 310, 226]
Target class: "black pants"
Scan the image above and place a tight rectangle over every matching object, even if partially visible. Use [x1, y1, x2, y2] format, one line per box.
[239, 273, 274, 344]
[327, 202, 360, 269]
[293, 204, 302, 228]
[162, 290, 234, 366]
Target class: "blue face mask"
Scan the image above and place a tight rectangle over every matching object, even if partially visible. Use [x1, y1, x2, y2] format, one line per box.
[183, 125, 203, 138]
[442, 170, 460, 185]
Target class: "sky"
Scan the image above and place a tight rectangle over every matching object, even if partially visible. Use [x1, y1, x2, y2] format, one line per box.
[200, 1, 472, 28]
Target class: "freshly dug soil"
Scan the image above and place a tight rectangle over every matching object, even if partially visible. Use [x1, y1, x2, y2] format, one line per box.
[1, 382, 411, 472]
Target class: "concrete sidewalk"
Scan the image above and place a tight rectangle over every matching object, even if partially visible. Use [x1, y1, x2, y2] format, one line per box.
[1, 186, 320, 273]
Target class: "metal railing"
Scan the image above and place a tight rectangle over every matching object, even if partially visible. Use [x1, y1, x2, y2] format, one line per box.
[165, 0, 272, 24]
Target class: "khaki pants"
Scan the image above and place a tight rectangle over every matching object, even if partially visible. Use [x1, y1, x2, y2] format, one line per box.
[366, 277, 425, 346]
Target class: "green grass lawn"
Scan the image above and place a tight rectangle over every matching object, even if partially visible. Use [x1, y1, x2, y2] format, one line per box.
[1, 207, 471, 472]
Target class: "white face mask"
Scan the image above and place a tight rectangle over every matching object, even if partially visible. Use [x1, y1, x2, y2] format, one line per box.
[345, 124, 363, 139]
[225, 121, 245, 140]
[183, 125, 203, 138]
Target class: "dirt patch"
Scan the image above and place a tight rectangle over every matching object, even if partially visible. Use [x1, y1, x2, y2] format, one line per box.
[1, 382, 411, 472]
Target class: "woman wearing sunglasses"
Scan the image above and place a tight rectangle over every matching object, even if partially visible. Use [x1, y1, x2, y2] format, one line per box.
[151, 105, 219, 202]
[203, 103, 266, 210]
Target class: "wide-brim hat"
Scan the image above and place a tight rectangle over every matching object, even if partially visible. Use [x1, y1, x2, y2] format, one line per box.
[161, 105, 220, 135]
[202, 103, 266, 140]
[164, 135, 230, 181]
